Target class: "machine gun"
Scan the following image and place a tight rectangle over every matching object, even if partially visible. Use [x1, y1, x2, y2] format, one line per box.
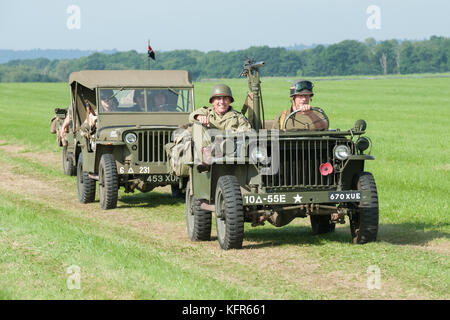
[240, 58, 265, 130]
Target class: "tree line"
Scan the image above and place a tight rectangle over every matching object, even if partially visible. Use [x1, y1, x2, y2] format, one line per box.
[0, 36, 449, 82]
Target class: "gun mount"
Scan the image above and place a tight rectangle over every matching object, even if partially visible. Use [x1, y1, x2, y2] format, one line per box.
[240, 58, 266, 130]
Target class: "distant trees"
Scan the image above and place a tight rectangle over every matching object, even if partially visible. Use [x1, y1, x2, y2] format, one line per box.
[0, 36, 449, 82]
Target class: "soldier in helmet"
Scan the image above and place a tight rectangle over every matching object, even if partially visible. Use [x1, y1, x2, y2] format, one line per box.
[149, 90, 169, 112]
[100, 89, 119, 112]
[189, 84, 251, 132]
[272, 80, 328, 130]
[130, 89, 145, 112]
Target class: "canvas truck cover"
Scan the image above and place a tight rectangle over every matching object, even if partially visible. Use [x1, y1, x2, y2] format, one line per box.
[69, 70, 193, 89]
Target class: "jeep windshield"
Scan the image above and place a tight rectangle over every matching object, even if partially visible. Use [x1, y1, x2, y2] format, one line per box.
[98, 88, 193, 113]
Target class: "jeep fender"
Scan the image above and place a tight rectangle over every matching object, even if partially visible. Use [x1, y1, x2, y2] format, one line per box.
[93, 142, 127, 174]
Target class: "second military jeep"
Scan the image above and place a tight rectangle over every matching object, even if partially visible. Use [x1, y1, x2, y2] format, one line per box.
[65, 70, 193, 209]
[172, 59, 379, 250]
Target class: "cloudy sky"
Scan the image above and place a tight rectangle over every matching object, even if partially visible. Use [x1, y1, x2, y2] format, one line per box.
[1, 0, 449, 52]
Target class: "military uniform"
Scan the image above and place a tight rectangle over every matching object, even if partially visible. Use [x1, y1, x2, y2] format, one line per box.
[166, 84, 251, 171]
[272, 107, 328, 130]
[189, 105, 251, 132]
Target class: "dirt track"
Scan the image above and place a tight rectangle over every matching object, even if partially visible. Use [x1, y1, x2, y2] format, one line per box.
[0, 143, 443, 299]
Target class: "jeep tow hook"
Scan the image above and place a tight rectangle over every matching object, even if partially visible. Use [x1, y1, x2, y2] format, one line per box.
[331, 213, 346, 224]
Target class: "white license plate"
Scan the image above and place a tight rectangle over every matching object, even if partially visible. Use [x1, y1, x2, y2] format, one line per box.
[328, 191, 361, 202]
[147, 174, 178, 183]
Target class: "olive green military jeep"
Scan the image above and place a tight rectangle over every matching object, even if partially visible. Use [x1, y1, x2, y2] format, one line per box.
[56, 70, 193, 209]
[172, 59, 378, 250]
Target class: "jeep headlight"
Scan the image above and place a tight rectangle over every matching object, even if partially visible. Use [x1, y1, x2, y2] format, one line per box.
[334, 145, 350, 161]
[124, 132, 137, 144]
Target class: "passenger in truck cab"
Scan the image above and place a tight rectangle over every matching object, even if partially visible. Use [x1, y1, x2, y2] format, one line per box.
[100, 89, 119, 112]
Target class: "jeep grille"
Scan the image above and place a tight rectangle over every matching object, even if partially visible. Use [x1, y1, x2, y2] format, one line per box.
[263, 138, 347, 189]
[137, 130, 172, 162]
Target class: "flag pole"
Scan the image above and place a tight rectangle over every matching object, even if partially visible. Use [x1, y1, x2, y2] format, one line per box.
[147, 39, 155, 69]
[147, 39, 150, 70]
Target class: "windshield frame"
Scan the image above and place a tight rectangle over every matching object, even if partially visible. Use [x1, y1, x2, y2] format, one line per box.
[96, 87, 194, 114]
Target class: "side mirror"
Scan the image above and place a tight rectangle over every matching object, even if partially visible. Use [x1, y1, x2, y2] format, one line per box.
[354, 119, 367, 131]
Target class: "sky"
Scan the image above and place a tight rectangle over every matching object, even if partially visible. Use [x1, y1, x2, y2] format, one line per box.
[1, 0, 449, 52]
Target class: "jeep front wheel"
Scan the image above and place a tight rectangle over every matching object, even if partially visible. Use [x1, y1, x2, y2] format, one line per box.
[77, 152, 96, 203]
[185, 180, 211, 241]
[215, 175, 244, 250]
[98, 154, 118, 210]
[350, 172, 379, 244]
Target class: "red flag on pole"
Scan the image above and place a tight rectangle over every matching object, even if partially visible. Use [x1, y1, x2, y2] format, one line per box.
[148, 40, 155, 60]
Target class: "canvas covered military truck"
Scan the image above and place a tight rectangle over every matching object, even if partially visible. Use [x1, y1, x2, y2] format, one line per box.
[172, 59, 378, 250]
[58, 70, 193, 209]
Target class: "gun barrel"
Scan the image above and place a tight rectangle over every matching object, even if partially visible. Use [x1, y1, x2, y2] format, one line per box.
[250, 61, 265, 69]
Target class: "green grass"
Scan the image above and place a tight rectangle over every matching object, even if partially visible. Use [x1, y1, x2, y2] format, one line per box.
[0, 77, 449, 300]
[0, 193, 259, 299]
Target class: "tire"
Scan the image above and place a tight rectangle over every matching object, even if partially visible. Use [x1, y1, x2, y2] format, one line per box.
[77, 152, 96, 203]
[350, 172, 379, 244]
[186, 180, 211, 241]
[63, 145, 76, 176]
[310, 215, 335, 235]
[98, 154, 119, 210]
[215, 175, 244, 250]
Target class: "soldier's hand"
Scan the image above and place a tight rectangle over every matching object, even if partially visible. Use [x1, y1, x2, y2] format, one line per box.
[300, 104, 311, 112]
[196, 115, 210, 127]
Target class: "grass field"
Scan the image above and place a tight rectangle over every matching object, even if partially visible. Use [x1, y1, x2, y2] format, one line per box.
[0, 75, 449, 300]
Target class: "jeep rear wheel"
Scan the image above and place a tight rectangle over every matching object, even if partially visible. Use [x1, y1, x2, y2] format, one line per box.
[350, 172, 379, 244]
[215, 175, 244, 250]
[186, 180, 211, 241]
[63, 145, 76, 176]
[77, 152, 96, 203]
[98, 154, 118, 210]
[310, 215, 335, 235]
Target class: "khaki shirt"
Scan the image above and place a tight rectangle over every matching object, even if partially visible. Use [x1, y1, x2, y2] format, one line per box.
[189, 106, 252, 132]
[272, 107, 329, 130]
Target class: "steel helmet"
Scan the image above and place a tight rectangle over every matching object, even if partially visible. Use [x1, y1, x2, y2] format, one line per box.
[290, 80, 314, 97]
[209, 84, 234, 103]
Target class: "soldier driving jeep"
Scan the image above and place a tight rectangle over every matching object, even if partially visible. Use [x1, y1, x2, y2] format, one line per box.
[272, 80, 329, 131]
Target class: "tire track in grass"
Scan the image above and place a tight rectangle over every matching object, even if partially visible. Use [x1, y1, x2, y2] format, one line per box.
[0, 146, 438, 299]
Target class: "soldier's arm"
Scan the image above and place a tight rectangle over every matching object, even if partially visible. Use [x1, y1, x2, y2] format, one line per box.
[272, 112, 282, 130]
[305, 108, 329, 130]
[237, 114, 252, 131]
[188, 106, 209, 123]
[59, 115, 71, 139]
